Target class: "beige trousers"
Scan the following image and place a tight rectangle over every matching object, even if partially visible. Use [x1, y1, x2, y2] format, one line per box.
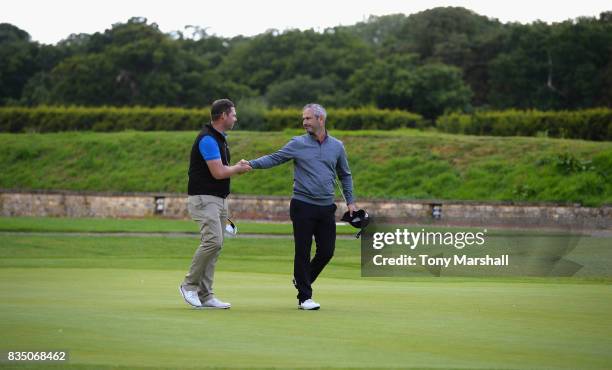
[182, 194, 228, 302]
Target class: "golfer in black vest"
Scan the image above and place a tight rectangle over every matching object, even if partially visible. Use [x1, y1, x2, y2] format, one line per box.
[242, 103, 357, 310]
[179, 99, 251, 309]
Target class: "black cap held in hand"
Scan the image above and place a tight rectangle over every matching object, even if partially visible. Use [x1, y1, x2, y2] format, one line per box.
[341, 209, 369, 229]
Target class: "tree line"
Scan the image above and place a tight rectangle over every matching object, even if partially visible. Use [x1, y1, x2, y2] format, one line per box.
[1, 7, 611, 118]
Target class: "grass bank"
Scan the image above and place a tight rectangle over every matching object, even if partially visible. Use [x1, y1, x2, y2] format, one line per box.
[1, 129, 610, 205]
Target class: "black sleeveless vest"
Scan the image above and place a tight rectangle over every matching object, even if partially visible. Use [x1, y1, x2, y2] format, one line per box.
[187, 124, 231, 197]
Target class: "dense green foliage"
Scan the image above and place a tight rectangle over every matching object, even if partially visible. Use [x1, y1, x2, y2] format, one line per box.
[1, 130, 610, 205]
[1, 7, 611, 117]
[0, 106, 424, 132]
[437, 108, 612, 141]
[349, 55, 472, 118]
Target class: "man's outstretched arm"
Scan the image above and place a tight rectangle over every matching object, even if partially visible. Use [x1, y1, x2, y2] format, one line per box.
[199, 135, 251, 179]
[243, 138, 298, 169]
[207, 159, 251, 179]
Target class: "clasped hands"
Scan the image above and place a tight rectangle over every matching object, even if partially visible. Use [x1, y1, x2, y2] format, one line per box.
[235, 159, 252, 174]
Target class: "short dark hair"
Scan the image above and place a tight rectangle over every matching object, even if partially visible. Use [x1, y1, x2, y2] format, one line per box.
[210, 99, 235, 121]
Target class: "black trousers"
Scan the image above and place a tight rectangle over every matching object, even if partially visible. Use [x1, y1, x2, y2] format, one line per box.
[290, 198, 337, 302]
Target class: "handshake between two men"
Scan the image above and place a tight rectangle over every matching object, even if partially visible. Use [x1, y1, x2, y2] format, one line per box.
[233, 159, 252, 174]
[182, 100, 357, 312]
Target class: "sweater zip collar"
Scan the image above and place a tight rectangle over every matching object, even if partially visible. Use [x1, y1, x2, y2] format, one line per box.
[309, 130, 328, 145]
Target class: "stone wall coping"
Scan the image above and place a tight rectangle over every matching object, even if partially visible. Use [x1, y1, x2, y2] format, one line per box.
[1, 188, 609, 209]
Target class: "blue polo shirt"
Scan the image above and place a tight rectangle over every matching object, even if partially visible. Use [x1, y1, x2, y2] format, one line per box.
[199, 133, 226, 161]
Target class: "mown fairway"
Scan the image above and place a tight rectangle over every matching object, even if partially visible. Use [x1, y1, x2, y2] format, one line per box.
[1, 219, 611, 369]
[0, 217, 354, 235]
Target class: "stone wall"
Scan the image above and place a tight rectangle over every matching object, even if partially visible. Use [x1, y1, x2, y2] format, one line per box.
[1, 192, 155, 218]
[1, 190, 610, 230]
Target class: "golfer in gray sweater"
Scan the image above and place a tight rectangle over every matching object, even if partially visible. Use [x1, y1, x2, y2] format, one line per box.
[243, 103, 357, 310]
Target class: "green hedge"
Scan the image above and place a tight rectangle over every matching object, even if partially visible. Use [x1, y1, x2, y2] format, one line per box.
[436, 108, 612, 141]
[0, 106, 208, 132]
[264, 107, 425, 130]
[0, 106, 425, 132]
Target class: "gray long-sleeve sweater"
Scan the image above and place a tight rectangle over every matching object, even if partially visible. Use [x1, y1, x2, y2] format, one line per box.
[249, 133, 354, 206]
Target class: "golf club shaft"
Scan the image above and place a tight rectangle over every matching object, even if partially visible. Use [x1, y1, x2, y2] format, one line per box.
[334, 178, 347, 204]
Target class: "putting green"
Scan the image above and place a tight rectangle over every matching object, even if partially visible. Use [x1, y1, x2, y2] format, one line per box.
[0, 232, 611, 369]
[1, 268, 611, 370]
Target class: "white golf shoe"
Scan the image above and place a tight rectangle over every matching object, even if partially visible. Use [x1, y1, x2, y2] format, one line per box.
[202, 297, 231, 309]
[179, 285, 202, 308]
[298, 299, 320, 310]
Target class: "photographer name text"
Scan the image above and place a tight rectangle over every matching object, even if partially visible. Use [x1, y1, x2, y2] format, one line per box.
[372, 254, 509, 267]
